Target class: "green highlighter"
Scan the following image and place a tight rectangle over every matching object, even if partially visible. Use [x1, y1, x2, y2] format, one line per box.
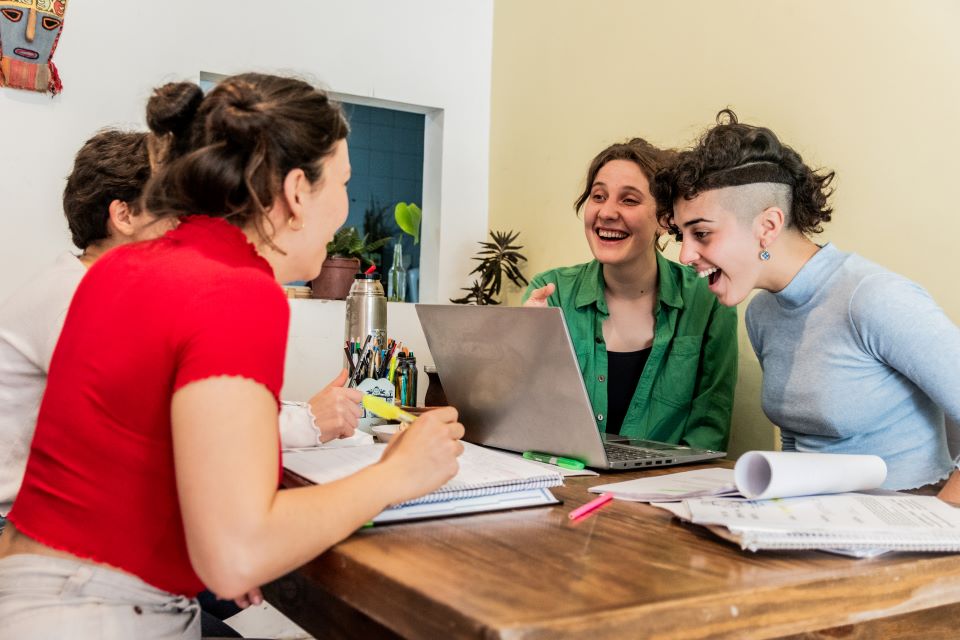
[522, 451, 585, 471]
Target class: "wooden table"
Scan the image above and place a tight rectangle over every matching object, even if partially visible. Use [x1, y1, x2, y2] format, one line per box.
[264, 463, 960, 639]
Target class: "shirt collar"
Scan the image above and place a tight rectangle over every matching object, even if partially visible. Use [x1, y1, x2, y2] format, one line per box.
[170, 215, 275, 277]
[655, 251, 684, 310]
[573, 253, 683, 313]
[773, 242, 843, 309]
[574, 259, 607, 312]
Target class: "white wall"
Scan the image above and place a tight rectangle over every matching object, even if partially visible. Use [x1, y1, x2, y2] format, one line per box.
[0, 0, 493, 303]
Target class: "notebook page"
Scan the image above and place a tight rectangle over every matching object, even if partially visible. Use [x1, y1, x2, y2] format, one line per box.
[588, 468, 737, 502]
[685, 493, 960, 534]
[283, 441, 563, 507]
[372, 488, 561, 524]
[284, 444, 384, 484]
[446, 442, 564, 491]
[652, 495, 960, 553]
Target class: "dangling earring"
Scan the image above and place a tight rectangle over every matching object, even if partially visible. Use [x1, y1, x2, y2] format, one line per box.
[288, 217, 304, 231]
[759, 247, 771, 261]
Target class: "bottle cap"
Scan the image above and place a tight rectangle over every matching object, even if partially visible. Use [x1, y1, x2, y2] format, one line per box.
[354, 272, 381, 280]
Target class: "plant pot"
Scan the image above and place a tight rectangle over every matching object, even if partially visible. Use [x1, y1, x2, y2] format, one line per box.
[311, 256, 360, 300]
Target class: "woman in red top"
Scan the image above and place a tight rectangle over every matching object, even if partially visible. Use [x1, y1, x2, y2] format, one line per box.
[0, 73, 464, 639]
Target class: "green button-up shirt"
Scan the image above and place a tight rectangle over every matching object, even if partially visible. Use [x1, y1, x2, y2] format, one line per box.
[523, 253, 738, 451]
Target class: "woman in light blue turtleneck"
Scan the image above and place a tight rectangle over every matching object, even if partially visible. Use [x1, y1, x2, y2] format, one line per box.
[654, 109, 960, 499]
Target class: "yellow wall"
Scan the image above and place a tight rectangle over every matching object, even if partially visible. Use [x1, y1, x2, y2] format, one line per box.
[489, 0, 960, 456]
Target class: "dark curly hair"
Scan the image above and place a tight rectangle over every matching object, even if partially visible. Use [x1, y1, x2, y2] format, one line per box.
[654, 109, 835, 236]
[62, 129, 151, 250]
[574, 137, 675, 214]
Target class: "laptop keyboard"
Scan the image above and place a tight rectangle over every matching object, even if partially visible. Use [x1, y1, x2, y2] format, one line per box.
[603, 443, 675, 461]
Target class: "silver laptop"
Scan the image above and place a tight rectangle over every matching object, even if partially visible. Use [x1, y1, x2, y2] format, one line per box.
[415, 305, 726, 470]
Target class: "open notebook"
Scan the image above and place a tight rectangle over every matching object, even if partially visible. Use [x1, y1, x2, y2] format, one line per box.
[619, 452, 960, 556]
[656, 493, 960, 555]
[283, 441, 563, 523]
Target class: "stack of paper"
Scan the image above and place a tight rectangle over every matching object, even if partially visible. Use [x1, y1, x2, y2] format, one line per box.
[655, 493, 960, 554]
[593, 451, 960, 555]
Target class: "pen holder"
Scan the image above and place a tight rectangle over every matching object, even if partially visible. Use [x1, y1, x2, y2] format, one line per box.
[357, 377, 396, 427]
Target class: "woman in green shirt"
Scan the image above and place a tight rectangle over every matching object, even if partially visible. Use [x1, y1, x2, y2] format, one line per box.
[523, 138, 738, 451]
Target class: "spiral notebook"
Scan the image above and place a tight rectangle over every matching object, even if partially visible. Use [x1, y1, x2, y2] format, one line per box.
[283, 441, 563, 521]
[655, 493, 960, 555]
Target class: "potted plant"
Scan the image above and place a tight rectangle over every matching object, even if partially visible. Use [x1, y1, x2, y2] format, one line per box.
[311, 226, 392, 300]
[450, 230, 529, 305]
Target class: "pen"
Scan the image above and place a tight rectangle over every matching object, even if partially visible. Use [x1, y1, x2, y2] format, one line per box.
[362, 394, 416, 430]
[568, 492, 613, 521]
[522, 451, 585, 471]
[343, 343, 355, 376]
[352, 337, 374, 386]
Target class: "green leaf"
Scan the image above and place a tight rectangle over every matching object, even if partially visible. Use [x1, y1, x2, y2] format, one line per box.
[395, 202, 422, 244]
[364, 235, 393, 253]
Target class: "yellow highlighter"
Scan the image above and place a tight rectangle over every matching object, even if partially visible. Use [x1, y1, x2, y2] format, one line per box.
[362, 394, 416, 430]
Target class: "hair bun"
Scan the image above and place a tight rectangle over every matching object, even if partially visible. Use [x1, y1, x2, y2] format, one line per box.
[146, 82, 203, 138]
[203, 80, 272, 151]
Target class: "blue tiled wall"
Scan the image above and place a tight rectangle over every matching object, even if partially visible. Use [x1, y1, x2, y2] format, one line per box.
[343, 104, 424, 297]
[197, 75, 425, 296]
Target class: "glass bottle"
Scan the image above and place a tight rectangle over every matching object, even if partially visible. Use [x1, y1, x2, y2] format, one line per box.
[387, 241, 407, 302]
[393, 354, 407, 405]
[394, 352, 419, 407]
[404, 351, 418, 406]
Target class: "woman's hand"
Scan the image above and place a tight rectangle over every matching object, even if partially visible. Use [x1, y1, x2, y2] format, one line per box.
[938, 469, 960, 506]
[306, 369, 363, 443]
[378, 407, 464, 504]
[233, 587, 263, 609]
[523, 283, 555, 308]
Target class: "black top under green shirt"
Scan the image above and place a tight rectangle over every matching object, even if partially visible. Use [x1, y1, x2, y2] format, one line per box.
[606, 348, 652, 434]
[522, 253, 738, 452]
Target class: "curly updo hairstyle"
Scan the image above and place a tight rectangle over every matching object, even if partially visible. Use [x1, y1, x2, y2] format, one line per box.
[143, 73, 349, 246]
[654, 109, 835, 236]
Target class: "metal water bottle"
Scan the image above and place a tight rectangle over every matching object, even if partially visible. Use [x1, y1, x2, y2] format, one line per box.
[344, 273, 387, 344]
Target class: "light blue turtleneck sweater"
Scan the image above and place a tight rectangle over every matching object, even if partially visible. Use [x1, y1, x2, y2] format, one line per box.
[746, 243, 960, 490]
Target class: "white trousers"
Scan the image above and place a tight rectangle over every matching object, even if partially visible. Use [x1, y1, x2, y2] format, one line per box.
[0, 553, 201, 640]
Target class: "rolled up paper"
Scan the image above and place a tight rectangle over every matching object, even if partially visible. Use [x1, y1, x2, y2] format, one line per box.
[734, 451, 887, 500]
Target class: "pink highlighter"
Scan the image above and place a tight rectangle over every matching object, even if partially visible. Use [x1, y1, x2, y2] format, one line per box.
[568, 492, 614, 521]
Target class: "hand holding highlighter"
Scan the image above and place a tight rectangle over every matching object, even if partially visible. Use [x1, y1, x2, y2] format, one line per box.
[362, 394, 416, 431]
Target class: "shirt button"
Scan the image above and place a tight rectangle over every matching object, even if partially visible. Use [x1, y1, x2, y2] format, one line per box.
[597, 413, 604, 421]
[598, 375, 605, 382]
[595, 337, 603, 344]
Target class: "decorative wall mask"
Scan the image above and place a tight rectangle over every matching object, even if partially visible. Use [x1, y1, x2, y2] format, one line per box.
[0, 0, 68, 94]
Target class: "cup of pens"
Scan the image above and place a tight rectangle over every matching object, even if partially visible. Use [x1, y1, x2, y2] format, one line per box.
[345, 335, 411, 423]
